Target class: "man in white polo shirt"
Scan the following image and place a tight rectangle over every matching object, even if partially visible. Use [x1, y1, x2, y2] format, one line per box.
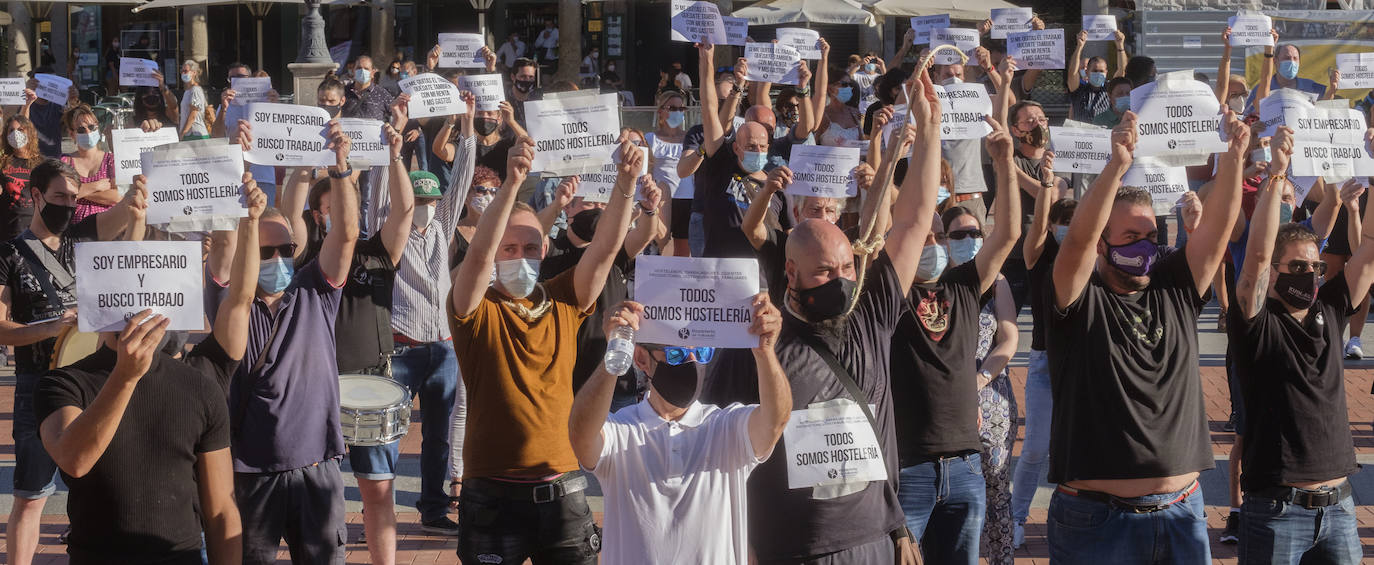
[568, 295, 788, 564]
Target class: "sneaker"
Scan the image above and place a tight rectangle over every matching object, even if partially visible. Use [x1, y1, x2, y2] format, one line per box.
[421, 516, 460, 536]
[58, 527, 70, 545]
[356, 527, 366, 544]
[1217, 310, 1228, 333]
[1013, 522, 1025, 549]
[1347, 337, 1364, 360]
[1220, 511, 1240, 544]
[1223, 412, 1236, 433]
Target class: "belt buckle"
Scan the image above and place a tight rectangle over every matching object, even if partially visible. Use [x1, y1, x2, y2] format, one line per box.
[1300, 490, 1333, 509]
[532, 483, 556, 504]
[1128, 503, 1166, 514]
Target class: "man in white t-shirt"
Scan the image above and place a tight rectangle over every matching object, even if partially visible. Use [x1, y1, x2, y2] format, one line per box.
[568, 296, 789, 564]
[534, 20, 559, 62]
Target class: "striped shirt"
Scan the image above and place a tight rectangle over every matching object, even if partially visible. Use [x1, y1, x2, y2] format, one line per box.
[389, 135, 476, 342]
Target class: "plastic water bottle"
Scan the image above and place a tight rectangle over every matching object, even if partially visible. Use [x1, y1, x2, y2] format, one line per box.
[604, 326, 635, 376]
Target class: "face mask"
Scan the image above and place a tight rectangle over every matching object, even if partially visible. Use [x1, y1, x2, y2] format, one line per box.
[1114, 96, 1131, 113]
[949, 237, 983, 265]
[469, 192, 494, 214]
[412, 203, 435, 228]
[608, 64, 616, 72]
[794, 276, 857, 321]
[666, 110, 685, 128]
[1251, 146, 1272, 165]
[1104, 238, 1161, 277]
[1279, 60, 1300, 80]
[319, 103, 342, 117]
[864, 63, 877, 73]
[7, 129, 27, 150]
[1279, 202, 1294, 224]
[778, 109, 799, 127]
[1273, 270, 1318, 310]
[941, 76, 962, 86]
[258, 257, 294, 294]
[399, 71, 410, 80]
[513, 79, 536, 93]
[1228, 96, 1246, 114]
[649, 359, 702, 409]
[495, 257, 540, 298]
[916, 243, 948, 280]
[740, 150, 768, 174]
[1088, 71, 1107, 88]
[323, 215, 332, 234]
[180, 72, 192, 84]
[837, 86, 854, 103]
[475, 118, 500, 136]
[569, 209, 600, 243]
[75, 131, 101, 150]
[1053, 224, 1070, 243]
[37, 197, 75, 234]
[354, 68, 372, 84]
[1023, 123, 1049, 148]
[937, 185, 951, 204]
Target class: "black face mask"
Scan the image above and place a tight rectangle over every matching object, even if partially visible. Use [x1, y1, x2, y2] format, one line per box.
[319, 104, 342, 117]
[649, 359, 701, 409]
[1274, 271, 1318, 310]
[475, 118, 500, 136]
[514, 79, 536, 94]
[37, 197, 75, 234]
[793, 277, 856, 321]
[569, 209, 600, 243]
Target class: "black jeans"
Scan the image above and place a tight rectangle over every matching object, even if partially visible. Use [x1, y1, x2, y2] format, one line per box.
[235, 459, 346, 565]
[457, 474, 601, 565]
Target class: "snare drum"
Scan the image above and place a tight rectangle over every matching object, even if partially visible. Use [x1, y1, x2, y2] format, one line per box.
[339, 374, 411, 446]
[51, 326, 100, 369]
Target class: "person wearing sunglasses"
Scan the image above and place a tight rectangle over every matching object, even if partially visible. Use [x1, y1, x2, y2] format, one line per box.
[569, 296, 785, 564]
[646, 91, 689, 256]
[1230, 127, 1369, 564]
[58, 105, 116, 223]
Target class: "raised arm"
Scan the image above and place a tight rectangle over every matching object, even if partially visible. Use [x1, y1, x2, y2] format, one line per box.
[1237, 126, 1291, 320]
[719, 62, 748, 132]
[810, 44, 829, 132]
[537, 178, 575, 236]
[973, 117, 1020, 294]
[1186, 111, 1249, 298]
[276, 167, 312, 260]
[1343, 181, 1374, 306]
[793, 61, 816, 141]
[570, 300, 642, 470]
[744, 168, 790, 250]
[572, 142, 641, 311]
[1112, 31, 1128, 78]
[378, 121, 414, 267]
[1024, 156, 1056, 268]
[1053, 112, 1135, 309]
[698, 42, 728, 158]
[94, 176, 149, 242]
[887, 29, 915, 71]
[1254, 30, 1279, 103]
[746, 293, 788, 459]
[451, 137, 533, 317]
[887, 71, 944, 292]
[212, 175, 265, 361]
[1307, 179, 1344, 241]
[622, 180, 665, 258]
[1217, 28, 1234, 103]
[318, 122, 361, 285]
[1067, 31, 1087, 93]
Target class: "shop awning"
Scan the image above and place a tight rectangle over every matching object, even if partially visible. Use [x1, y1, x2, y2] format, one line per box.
[861, 0, 1022, 21]
[132, 0, 356, 14]
[732, 0, 876, 27]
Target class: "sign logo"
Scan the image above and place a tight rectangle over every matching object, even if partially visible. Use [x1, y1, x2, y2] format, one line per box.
[678, 327, 691, 339]
[827, 468, 838, 479]
[182, 206, 194, 216]
[1167, 139, 1178, 150]
[275, 153, 285, 162]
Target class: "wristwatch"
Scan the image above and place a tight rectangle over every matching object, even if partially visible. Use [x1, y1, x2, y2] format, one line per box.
[978, 369, 993, 383]
[638, 202, 657, 216]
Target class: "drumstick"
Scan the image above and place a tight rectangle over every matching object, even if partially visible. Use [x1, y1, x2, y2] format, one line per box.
[27, 316, 60, 325]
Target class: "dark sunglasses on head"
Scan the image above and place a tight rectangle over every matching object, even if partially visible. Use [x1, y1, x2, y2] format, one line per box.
[662, 346, 715, 366]
[1273, 259, 1327, 276]
[948, 229, 985, 240]
[259, 243, 297, 261]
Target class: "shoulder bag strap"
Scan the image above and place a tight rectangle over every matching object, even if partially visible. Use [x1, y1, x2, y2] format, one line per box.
[798, 333, 879, 433]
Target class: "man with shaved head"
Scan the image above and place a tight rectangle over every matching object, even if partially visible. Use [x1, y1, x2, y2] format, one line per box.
[447, 138, 640, 564]
[745, 71, 943, 565]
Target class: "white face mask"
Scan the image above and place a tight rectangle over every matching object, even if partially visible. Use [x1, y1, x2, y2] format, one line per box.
[7, 129, 27, 150]
[469, 192, 494, 214]
[412, 203, 436, 228]
[495, 257, 540, 298]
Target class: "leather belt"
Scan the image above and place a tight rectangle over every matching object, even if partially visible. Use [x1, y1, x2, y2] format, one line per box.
[467, 473, 589, 504]
[1056, 480, 1200, 514]
[952, 192, 982, 203]
[1249, 480, 1352, 510]
[392, 333, 451, 347]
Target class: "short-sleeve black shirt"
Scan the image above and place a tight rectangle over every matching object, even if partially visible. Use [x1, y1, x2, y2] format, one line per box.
[303, 235, 394, 373]
[1046, 248, 1213, 482]
[1028, 236, 1059, 351]
[693, 149, 791, 260]
[0, 217, 100, 374]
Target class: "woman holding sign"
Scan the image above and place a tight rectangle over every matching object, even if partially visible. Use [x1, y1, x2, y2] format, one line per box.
[59, 105, 117, 223]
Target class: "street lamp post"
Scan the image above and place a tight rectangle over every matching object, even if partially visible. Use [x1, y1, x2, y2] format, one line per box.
[288, 0, 337, 106]
[469, 0, 493, 44]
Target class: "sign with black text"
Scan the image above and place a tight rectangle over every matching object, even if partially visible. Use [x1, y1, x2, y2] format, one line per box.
[1228, 12, 1274, 47]
[118, 57, 159, 87]
[670, 0, 728, 44]
[1337, 52, 1374, 90]
[1286, 104, 1374, 179]
[776, 28, 821, 60]
[1049, 122, 1112, 174]
[1082, 15, 1118, 41]
[990, 7, 1033, 39]
[723, 16, 749, 46]
[1129, 71, 1227, 160]
[399, 73, 467, 119]
[936, 83, 994, 140]
[930, 28, 979, 65]
[112, 127, 179, 188]
[230, 77, 273, 106]
[909, 15, 950, 44]
[76, 241, 204, 333]
[634, 256, 760, 348]
[34, 74, 70, 106]
[525, 91, 621, 176]
[1007, 29, 1065, 70]
[784, 399, 888, 489]
[744, 42, 801, 85]
[1122, 157, 1190, 215]
[142, 142, 247, 225]
[338, 118, 389, 167]
[438, 33, 486, 69]
[0, 78, 27, 106]
[459, 74, 505, 112]
[786, 145, 860, 198]
[244, 102, 333, 167]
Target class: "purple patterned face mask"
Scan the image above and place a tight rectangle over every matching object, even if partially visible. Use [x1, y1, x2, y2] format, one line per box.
[1104, 238, 1161, 277]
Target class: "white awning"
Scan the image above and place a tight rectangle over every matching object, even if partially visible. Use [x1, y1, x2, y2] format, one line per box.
[862, 0, 1023, 21]
[733, 0, 876, 27]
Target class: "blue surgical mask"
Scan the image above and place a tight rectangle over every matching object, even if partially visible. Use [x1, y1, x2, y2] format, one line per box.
[1279, 60, 1300, 80]
[399, 71, 410, 80]
[76, 131, 101, 150]
[864, 63, 877, 73]
[1088, 72, 1107, 88]
[948, 237, 983, 265]
[837, 86, 854, 103]
[355, 68, 372, 84]
[666, 110, 685, 128]
[258, 257, 294, 294]
[1053, 224, 1070, 244]
[937, 185, 951, 204]
[1114, 96, 1130, 113]
[1280, 202, 1294, 224]
[495, 258, 540, 298]
[740, 150, 768, 173]
[323, 215, 332, 234]
[916, 243, 948, 280]
[180, 72, 192, 84]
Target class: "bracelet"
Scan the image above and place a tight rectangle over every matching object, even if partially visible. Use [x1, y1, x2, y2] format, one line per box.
[638, 203, 657, 216]
[620, 185, 635, 198]
[1269, 173, 1288, 183]
[391, 155, 404, 163]
[797, 87, 811, 97]
[449, 480, 462, 487]
[328, 167, 353, 179]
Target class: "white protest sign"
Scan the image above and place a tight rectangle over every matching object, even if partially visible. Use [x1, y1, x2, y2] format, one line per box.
[990, 7, 1034, 39]
[1007, 29, 1065, 71]
[936, 82, 994, 140]
[910, 15, 950, 44]
[1129, 71, 1227, 160]
[141, 142, 246, 225]
[0, 78, 27, 106]
[881, 103, 913, 149]
[459, 74, 505, 112]
[244, 102, 333, 167]
[634, 256, 760, 348]
[338, 118, 389, 167]
[1228, 12, 1274, 47]
[400, 73, 467, 119]
[930, 28, 979, 65]
[1082, 15, 1118, 41]
[230, 77, 273, 106]
[787, 145, 860, 198]
[1122, 157, 1190, 215]
[574, 146, 648, 203]
[111, 127, 179, 188]
[118, 57, 159, 87]
[1184, 36, 1203, 49]
[525, 91, 621, 176]
[783, 399, 888, 489]
[1049, 123, 1112, 174]
[1258, 87, 1314, 138]
[744, 42, 801, 85]
[723, 16, 749, 46]
[670, 0, 728, 44]
[776, 28, 822, 60]
[76, 241, 204, 333]
[438, 33, 486, 69]
[34, 74, 71, 106]
[1287, 105, 1374, 179]
[1337, 52, 1374, 90]
[1291, 175, 1321, 205]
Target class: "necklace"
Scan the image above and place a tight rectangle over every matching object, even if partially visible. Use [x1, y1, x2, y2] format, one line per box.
[1108, 296, 1163, 347]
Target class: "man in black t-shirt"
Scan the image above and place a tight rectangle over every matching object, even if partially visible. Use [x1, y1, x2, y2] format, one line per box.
[0, 159, 147, 565]
[1045, 111, 1249, 563]
[1230, 128, 1365, 563]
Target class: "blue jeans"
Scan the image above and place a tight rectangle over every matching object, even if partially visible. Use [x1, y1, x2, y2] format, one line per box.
[348, 340, 458, 522]
[1047, 483, 1211, 564]
[688, 211, 705, 257]
[13, 372, 57, 499]
[1011, 349, 1052, 524]
[898, 453, 986, 565]
[1239, 490, 1362, 565]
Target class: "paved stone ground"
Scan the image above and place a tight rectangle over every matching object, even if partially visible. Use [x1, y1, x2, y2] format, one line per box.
[5, 304, 1374, 563]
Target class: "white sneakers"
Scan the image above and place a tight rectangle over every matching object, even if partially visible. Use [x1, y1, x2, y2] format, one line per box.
[1013, 522, 1025, 549]
[1346, 336, 1364, 360]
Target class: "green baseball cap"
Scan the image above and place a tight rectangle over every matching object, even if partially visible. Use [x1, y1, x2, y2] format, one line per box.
[410, 170, 442, 198]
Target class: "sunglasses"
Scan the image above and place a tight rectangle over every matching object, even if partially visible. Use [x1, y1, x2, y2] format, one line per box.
[777, 102, 800, 111]
[472, 186, 499, 195]
[259, 243, 297, 261]
[660, 346, 715, 366]
[662, 105, 687, 112]
[72, 123, 98, 134]
[948, 229, 985, 240]
[1273, 259, 1327, 276]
